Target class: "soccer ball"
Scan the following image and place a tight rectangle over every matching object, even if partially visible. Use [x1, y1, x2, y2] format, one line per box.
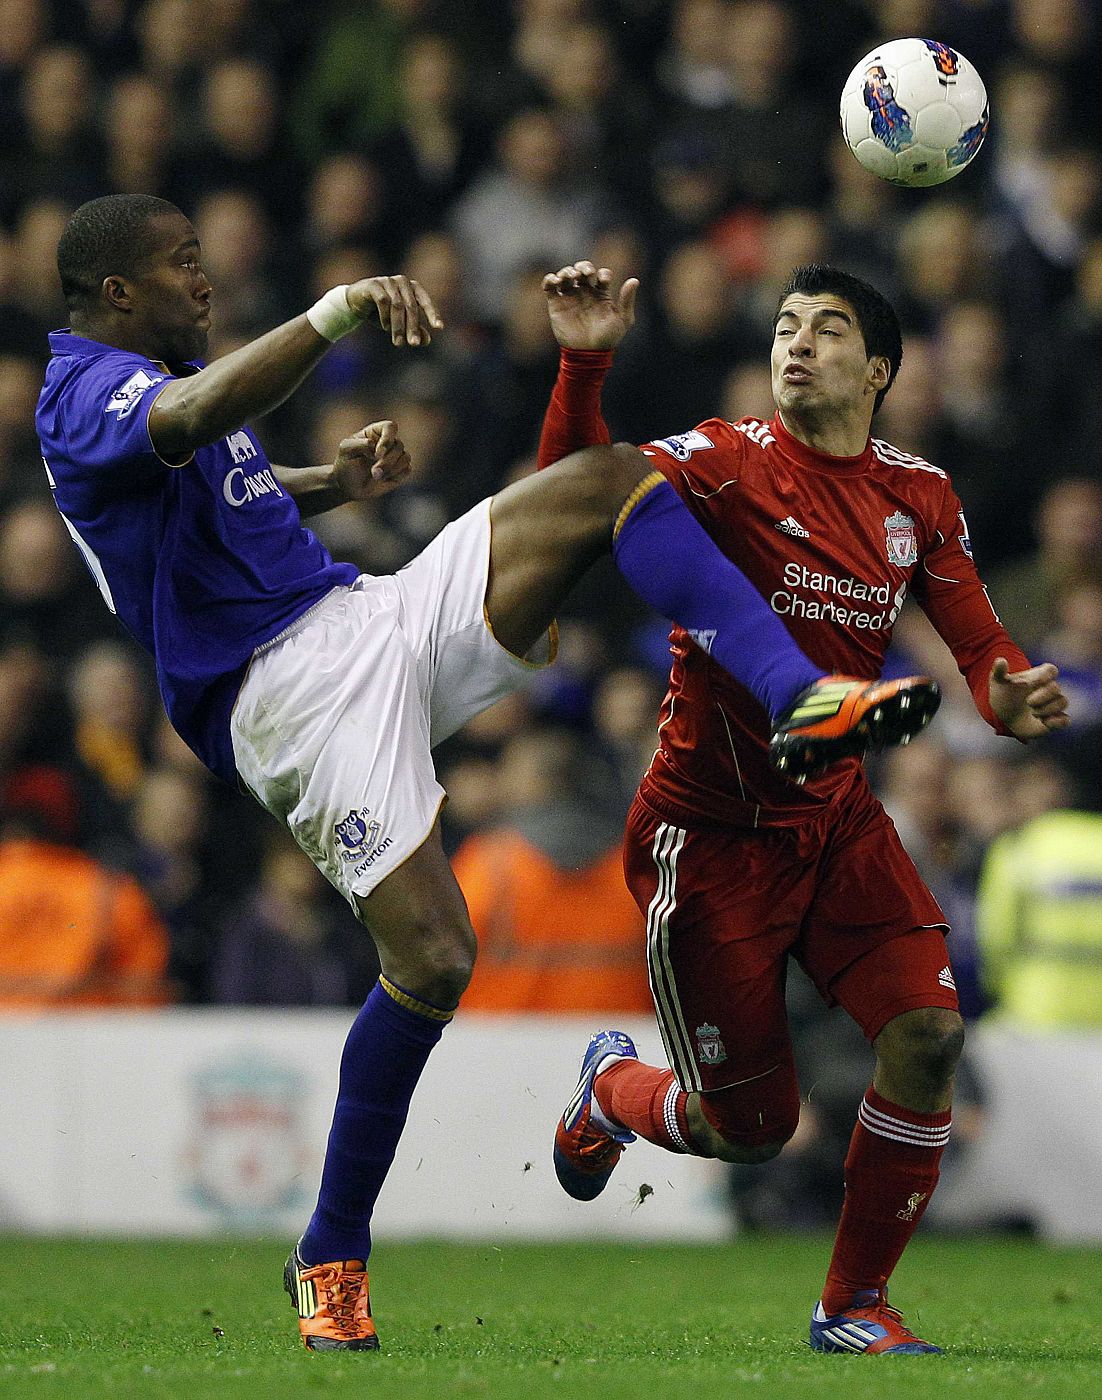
[840, 38, 988, 187]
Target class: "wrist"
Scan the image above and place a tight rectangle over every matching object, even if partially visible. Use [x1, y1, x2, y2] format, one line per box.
[306, 285, 360, 342]
[560, 347, 615, 373]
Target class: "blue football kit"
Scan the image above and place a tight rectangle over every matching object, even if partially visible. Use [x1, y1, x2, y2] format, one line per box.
[36, 331, 357, 782]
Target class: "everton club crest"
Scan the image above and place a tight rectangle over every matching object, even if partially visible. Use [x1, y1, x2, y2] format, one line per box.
[335, 806, 382, 862]
[884, 510, 918, 568]
[695, 1023, 728, 1066]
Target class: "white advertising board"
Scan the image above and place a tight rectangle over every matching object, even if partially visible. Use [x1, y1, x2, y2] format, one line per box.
[0, 1014, 1099, 1241]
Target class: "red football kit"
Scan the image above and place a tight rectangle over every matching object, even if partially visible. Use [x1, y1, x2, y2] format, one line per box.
[540, 349, 1030, 1139]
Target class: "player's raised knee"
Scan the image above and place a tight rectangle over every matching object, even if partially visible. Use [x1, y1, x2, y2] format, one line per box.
[363, 906, 477, 1009]
[548, 441, 656, 523]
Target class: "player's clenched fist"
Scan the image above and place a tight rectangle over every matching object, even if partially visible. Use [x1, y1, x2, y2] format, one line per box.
[543, 261, 639, 351]
[347, 275, 444, 347]
[332, 420, 411, 501]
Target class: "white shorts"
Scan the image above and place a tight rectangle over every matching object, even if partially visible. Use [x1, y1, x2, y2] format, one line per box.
[230, 499, 554, 902]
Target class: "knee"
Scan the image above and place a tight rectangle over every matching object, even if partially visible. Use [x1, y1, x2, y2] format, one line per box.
[691, 1088, 799, 1165]
[875, 1007, 965, 1088]
[366, 908, 477, 1010]
[556, 442, 658, 525]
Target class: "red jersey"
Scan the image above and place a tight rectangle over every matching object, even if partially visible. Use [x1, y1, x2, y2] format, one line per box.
[538, 351, 1031, 830]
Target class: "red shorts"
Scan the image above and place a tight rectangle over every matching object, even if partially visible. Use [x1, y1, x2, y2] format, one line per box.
[623, 782, 957, 1109]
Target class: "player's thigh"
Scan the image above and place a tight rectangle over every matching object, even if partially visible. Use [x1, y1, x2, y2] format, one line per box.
[395, 498, 554, 748]
[486, 442, 652, 657]
[623, 797, 813, 1097]
[798, 784, 953, 1041]
[230, 583, 448, 907]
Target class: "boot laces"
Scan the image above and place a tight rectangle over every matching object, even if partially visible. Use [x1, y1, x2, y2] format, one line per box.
[302, 1263, 369, 1335]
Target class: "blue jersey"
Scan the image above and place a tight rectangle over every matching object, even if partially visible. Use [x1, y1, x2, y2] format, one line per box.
[36, 331, 358, 782]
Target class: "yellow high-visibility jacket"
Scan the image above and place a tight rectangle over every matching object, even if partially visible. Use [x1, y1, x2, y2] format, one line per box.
[977, 810, 1102, 1029]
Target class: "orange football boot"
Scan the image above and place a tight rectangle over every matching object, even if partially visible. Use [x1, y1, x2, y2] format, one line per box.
[770, 675, 940, 782]
[284, 1246, 380, 1351]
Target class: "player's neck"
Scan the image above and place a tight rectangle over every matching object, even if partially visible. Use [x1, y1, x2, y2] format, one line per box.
[70, 313, 167, 364]
[777, 408, 871, 459]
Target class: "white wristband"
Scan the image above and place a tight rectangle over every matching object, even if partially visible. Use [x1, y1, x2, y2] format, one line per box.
[306, 284, 360, 342]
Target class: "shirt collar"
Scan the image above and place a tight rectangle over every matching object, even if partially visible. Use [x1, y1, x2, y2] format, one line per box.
[47, 329, 201, 375]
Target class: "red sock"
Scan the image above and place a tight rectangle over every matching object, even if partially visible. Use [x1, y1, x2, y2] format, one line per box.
[594, 1058, 692, 1154]
[821, 1086, 951, 1315]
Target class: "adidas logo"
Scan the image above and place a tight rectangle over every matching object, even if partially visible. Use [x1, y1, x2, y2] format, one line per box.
[938, 966, 956, 991]
[775, 516, 809, 538]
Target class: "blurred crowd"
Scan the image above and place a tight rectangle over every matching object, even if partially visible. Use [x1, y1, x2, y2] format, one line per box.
[1, 0, 1101, 1025]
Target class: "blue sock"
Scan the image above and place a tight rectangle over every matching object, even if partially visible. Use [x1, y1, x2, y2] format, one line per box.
[613, 475, 824, 716]
[299, 977, 450, 1265]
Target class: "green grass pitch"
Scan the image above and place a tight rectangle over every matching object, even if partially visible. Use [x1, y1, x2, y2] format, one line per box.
[1, 1235, 1099, 1398]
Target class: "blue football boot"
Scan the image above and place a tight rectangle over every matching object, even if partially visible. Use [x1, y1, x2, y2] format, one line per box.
[553, 1030, 638, 1200]
[810, 1289, 942, 1354]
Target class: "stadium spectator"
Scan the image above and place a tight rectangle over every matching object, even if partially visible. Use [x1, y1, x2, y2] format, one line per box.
[450, 106, 608, 323]
[712, 0, 831, 209]
[654, 0, 737, 113]
[100, 72, 176, 203]
[0, 782, 172, 1009]
[11, 44, 102, 214]
[1037, 581, 1102, 730]
[538, 19, 655, 211]
[192, 189, 287, 343]
[368, 31, 485, 244]
[10, 197, 71, 346]
[986, 476, 1102, 653]
[0, 497, 112, 663]
[67, 639, 151, 804]
[933, 300, 1032, 566]
[0, 351, 46, 500]
[976, 723, 1102, 1029]
[170, 56, 295, 222]
[288, 0, 420, 163]
[453, 727, 652, 1014]
[209, 832, 376, 1006]
[632, 238, 744, 433]
[895, 198, 991, 334]
[298, 150, 396, 270]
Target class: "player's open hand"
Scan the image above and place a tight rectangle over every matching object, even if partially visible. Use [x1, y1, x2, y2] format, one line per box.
[989, 657, 1070, 740]
[332, 421, 411, 501]
[346, 276, 444, 347]
[542, 261, 639, 350]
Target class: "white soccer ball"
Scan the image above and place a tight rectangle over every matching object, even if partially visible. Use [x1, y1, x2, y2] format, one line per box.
[840, 37, 988, 187]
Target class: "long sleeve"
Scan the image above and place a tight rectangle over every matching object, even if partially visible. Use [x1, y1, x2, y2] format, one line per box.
[912, 484, 1032, 735]
[536, 348, 615, 469]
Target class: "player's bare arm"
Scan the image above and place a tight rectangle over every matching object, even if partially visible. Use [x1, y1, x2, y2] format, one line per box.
[273, 421, 412, 518]
[989, 657, 1070, 739]
[149, 277, 443, 459]
[543, 261, 638, 350]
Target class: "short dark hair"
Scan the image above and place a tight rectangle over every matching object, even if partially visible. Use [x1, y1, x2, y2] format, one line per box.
[775, 264, 903, 414]
[56, 194, 181, 311]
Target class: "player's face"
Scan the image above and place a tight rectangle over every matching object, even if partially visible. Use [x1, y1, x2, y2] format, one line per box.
[770, 294, 888, 425]
[127, 211, 213, 363]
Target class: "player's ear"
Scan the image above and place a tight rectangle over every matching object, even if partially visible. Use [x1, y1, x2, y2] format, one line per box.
[868, 354, 891, 393]
[102, 275, 132, 312]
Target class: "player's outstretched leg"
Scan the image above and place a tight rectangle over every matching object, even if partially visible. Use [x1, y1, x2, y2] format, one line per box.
[554, 1030, 639, 1200]
[284, 1246, 379, 1352]
[809, 1291, 942, 1355]
[769, 675, 941, 782]
[486, 447, 939, 771]
[553, 1030, 697, 1199]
